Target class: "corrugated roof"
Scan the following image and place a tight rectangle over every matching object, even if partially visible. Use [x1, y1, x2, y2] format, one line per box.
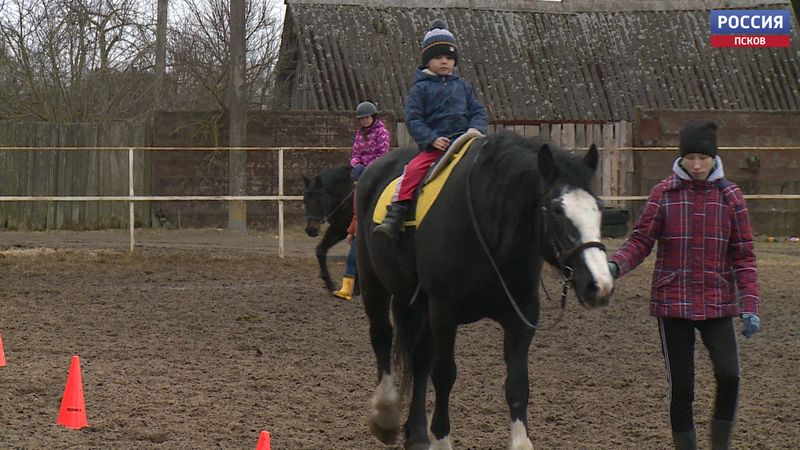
[274, 1, 800, 121]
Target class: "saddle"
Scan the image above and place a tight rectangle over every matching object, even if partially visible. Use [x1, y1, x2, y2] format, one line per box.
[372, 131, 485, 228]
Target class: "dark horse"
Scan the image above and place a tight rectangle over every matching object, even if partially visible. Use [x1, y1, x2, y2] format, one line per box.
[302, 166, 354, 291]
[355, 132, 614, 449]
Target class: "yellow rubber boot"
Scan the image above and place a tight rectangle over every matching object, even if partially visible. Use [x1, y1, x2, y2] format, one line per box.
[332, 276, 355, 301]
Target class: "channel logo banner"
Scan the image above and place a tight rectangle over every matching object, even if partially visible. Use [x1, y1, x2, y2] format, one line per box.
[710, 10, 791, 48]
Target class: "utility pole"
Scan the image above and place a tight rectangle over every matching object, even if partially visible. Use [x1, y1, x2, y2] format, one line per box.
[154, 0, 168, 110]
[228, 0, 247, 233]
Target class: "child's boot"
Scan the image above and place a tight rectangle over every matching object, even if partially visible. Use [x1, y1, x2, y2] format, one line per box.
[373, 202, 409, 240]
[332, 276, 355, 301]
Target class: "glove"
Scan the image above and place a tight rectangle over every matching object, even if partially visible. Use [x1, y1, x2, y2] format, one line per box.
[741, 313, 761, 338]
[607, 261, 619, 279]
[351, 164, 366, 181]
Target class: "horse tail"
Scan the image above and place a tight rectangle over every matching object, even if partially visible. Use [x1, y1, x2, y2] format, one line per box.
[391, 293, 428, 400]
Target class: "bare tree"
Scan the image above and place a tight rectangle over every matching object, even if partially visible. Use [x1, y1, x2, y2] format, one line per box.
[0, 0, 282, 122]
[168, 0, 281, 112]
[0, 0, 156, 121]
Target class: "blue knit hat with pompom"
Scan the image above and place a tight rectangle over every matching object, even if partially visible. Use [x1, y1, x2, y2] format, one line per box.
[420, 19, 458, 67]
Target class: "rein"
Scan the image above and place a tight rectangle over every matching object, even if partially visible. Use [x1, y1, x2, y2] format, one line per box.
[466, 143, 538, 329]
[466, 145, 605, 329]
[307, 186, 355, 225]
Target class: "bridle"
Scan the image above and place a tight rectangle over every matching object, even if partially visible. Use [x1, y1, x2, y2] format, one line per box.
[305, 184, 355, 225]
[540, 185, 606, 308]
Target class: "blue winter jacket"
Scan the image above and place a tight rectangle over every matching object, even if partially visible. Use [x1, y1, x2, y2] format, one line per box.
[404, 68, 488, 150]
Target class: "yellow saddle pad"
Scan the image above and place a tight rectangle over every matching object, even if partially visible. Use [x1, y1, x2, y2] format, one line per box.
[372, 137, 479, 228]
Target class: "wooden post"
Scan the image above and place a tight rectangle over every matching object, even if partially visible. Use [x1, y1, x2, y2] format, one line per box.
[564, 124, 576, 150]
[551, 123, 562, 146]
[523, 125, 540, 138]
[228, 0, 247, 233]
[602, 125, 616, 206]
[128, 148, 135, 253]
[278, 148, 285, 258]
[154, 0, 168, 110]
[615, 121, 628, 207]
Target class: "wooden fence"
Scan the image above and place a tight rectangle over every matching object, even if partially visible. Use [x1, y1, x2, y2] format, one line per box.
[0, 121, 149, 230]
[3, 118, 799, 237]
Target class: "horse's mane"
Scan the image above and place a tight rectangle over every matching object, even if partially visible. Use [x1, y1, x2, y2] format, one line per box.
[470, 132, 597, 257]
[481, 132, 595, 192]
[318, 165, 351, 194]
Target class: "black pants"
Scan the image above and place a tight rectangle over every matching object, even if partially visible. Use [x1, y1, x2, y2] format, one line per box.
[658, 317, 740, 432]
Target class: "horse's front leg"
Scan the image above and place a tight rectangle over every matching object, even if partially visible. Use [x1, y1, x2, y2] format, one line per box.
[503, 311, 537, 450]
[429, 316, 457, 450]
[315, 226, 346, 291]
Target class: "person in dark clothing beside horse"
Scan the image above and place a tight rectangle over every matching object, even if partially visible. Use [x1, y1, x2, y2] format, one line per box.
[608, 120, 761, 450]
[373, 19, 487, 240]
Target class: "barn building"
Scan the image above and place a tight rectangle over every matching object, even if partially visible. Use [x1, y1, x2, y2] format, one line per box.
[274, 0, 800, 234]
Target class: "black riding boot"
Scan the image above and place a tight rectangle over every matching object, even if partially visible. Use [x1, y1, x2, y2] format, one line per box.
[373, 201, 409, 240]
[710, 419, 734, 450]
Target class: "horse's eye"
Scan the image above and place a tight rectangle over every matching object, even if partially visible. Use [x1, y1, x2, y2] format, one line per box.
[550, 200, 564, 216]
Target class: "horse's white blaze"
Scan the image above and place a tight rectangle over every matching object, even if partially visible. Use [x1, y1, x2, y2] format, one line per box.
[429, 435, 453, 450]
[509, 419, 534, 450]
[561, 189, 602, 241]
[585, 246, 615, 298]
[370, 373, 400, 429]
[562, 189, 614, 298]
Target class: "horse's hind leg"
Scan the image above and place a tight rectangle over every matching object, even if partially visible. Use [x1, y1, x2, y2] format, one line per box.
[503, 318, 536, 450]
[428, 317, 457, 450]
[316, 226, 346, 291]
[393, 297, 433, 450]
[362, 277, 401, 444]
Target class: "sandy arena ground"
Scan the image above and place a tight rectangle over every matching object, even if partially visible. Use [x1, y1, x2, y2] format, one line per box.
[0, 229, 798, 449]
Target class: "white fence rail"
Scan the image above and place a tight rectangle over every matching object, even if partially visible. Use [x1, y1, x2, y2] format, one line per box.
[0, 146, 347, 256]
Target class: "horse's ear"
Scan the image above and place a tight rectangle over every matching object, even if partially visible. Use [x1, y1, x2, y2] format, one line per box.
[538, 144, 557, 185]
[583, 144, 599, 173]
[302, 175, 310, 187]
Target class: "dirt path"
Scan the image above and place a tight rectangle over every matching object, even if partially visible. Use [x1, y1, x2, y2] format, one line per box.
[0, 234, 798, 449]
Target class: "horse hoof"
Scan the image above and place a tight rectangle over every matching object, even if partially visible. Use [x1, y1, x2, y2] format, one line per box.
[405, 441, 431, 450]
[369, 420, 400, 445]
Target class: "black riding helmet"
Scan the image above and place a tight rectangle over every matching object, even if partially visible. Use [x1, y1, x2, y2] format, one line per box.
[355, 101, 378, 118]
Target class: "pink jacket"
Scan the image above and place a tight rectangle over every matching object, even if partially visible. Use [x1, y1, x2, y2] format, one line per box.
[351, 120, 390, 167]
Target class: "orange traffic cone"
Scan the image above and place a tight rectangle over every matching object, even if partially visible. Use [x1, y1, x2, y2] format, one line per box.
[57, 355, 88, 429]
[255, 430, 271, 450]
[0, 334, 6, 367]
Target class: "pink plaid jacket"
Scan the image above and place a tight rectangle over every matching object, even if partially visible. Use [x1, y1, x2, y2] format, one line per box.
[611, 160, 760, 320]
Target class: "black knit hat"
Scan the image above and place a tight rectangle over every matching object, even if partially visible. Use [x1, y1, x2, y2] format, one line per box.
[679, 120, 718, 158]
[420, 19, 458, 67]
